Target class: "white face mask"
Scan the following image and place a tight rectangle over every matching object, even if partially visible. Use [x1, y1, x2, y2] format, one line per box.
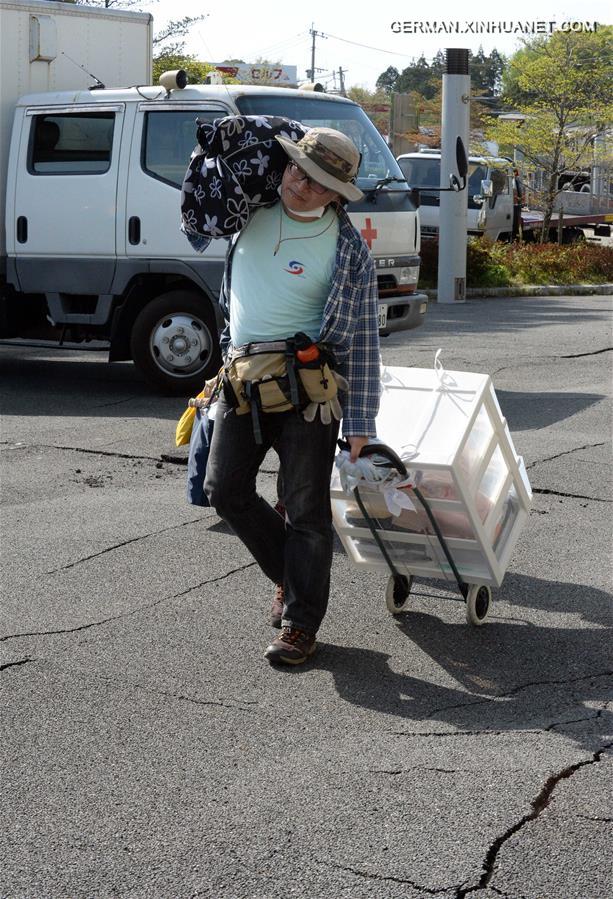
[284, 204, 326, 219]
[277, 185, 327, 219]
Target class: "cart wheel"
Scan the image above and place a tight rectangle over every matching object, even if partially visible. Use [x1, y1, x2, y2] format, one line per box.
[385, 574, 413, 615]
[465, 585, 491, 626]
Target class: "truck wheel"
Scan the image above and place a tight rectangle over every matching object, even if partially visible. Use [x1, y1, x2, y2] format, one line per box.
[130, 290, 221, 394]
[561, 228, 585, 244]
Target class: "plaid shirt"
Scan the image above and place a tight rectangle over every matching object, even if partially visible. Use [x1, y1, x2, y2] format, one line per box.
[219, 201, 380, 437]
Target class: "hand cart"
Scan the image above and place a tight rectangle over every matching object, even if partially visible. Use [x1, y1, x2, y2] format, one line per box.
[331, 363, 533, 625]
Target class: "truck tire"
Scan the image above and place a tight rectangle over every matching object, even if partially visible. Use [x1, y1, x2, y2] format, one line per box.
[130, 290, 221, 395]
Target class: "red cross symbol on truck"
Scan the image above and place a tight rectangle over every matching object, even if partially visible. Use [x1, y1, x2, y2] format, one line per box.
[361, 217, 378, 249]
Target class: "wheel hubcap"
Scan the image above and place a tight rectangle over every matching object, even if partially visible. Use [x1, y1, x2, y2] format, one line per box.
[151, 313, 212, 377]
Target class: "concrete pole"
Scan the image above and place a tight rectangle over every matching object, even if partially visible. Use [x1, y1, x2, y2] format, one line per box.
[437, 49, 471, 304]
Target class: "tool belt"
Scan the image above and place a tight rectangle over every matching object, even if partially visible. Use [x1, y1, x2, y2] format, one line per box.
[222, 334, 341, 443]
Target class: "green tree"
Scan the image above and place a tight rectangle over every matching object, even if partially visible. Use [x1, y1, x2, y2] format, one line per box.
[152, 54, 234, 86]
[347, 87, 391, 137]
[376, 66, 399, 95]
[487, 27, 613, 240]
[378, 49, 506, 100]
[394, 55, 437, 98]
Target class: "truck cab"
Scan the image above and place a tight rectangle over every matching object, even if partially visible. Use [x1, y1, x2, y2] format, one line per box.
[3, 78, 427, 392]
[396, 150, 515, 242]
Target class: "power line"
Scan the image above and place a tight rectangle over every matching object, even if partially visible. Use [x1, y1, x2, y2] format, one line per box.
[250, 31, 310, 59]
[324, 32, 410, 57]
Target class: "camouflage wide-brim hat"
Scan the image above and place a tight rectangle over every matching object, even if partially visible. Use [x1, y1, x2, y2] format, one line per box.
[275, 127, 364, 202]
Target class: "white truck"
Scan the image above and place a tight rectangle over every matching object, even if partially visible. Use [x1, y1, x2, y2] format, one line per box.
[1, 0, 427, 393]
[396, 151, 516, 241]
[397, 149, 612, 244]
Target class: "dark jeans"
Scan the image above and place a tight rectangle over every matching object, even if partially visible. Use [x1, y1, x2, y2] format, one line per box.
[204, 396, 340, 634]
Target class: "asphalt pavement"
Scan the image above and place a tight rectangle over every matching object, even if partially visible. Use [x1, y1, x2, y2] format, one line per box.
[1, 293, 612, 898]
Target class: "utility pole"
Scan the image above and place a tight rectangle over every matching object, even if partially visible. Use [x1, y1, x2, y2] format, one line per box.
[437, 48, 470, 304]
[338, 66, 346, 97]
[307, 24, 326, 81]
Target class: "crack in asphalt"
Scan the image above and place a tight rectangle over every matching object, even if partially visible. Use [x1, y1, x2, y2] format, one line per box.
[390, 729, 544, 739]
[320, 859, 452, 894]
[545, 708, 606, 732]
[46, 516, 205, 574]
[0, 441, 161, 462]
[454, 740, 613, 897]
[560, 347, 612, 359]
[89, 672, 257, 714]
[172, 561, 257, 599]
[390, 672, 613, 728]
[0, 561, 257, 643]
[531, 487, 611, 503]
[526, 442, 606, 470]
[576, 814, 613, 824]
[0, 658, 33, 672]
[491, 347, 612, 377]
[371, 767, 457, 775]
[423, 670, 613, 720]
[90, 396, 142, 409]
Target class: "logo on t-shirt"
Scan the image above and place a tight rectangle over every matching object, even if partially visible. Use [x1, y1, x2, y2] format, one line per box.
[284, 260, 305, 276]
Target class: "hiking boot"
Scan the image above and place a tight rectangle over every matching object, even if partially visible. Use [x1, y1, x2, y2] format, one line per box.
[264, 627, 316, 665]
[271, 583, 284, 629]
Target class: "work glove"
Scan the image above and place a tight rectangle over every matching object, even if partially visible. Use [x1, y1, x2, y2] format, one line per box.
[331, 370, 349, 392]
[302, 369, 347, 424]
[303, 395, 343, 424]
[188, 371, 222, 409]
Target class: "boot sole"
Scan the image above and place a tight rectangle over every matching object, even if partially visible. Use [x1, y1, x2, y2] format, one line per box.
[264, 643, 316, 665]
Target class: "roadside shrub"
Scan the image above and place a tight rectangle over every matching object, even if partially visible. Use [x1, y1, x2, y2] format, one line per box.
[466, 239, 511, 287]
[504, 241, 613, 285]
[418, 237, 613, 288]
[417, 238, 438, 287]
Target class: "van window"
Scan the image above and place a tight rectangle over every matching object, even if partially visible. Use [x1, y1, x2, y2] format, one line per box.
[490, 168, 509, 194]
[396, 157, 488, 208]
[143, 110, 224, 188]
[30, 113, 115, 174]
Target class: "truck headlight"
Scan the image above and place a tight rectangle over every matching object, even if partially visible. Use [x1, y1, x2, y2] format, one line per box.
[398, 267, 418, 285]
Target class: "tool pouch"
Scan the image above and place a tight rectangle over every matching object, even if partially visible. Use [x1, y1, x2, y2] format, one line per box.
[297, 362, 338, 404]
[224, 351, 293, 415]
[222, 339, 340, 438]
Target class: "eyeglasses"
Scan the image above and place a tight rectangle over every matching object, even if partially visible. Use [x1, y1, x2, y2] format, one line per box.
[286, 160, 330, 195]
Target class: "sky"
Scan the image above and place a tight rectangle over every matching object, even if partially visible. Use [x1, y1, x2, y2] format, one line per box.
[143, 0, 612, 91]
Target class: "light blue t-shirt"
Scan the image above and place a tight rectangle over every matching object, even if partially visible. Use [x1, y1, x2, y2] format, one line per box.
[229, 204, 339, 347]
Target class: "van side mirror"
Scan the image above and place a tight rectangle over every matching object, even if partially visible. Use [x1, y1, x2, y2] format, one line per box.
[456, 137, 468, 182]
[448, 137, 468, 191]
[481, 179, 494, 198]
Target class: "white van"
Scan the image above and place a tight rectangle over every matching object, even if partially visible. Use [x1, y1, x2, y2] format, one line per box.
[396, 150, 515, 242]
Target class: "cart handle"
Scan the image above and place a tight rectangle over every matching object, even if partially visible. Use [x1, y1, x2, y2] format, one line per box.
[337, 440, 408, 479]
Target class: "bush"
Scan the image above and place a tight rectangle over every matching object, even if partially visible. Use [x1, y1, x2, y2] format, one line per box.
[418, 237, 613, 288]
[503, 241, 613, 285]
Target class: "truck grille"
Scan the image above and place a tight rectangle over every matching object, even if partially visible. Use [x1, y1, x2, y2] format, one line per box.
[377, 275, 396, 291]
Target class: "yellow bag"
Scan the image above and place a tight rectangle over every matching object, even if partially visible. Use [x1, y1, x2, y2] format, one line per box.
[175, 388, 205, 447]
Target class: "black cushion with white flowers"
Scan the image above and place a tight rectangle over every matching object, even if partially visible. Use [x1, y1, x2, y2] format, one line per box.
[180, 115, 307, 250]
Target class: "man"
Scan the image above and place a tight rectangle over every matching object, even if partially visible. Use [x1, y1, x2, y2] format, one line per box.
[203, 127, 380, 666]
[512, 167, 525, 240]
